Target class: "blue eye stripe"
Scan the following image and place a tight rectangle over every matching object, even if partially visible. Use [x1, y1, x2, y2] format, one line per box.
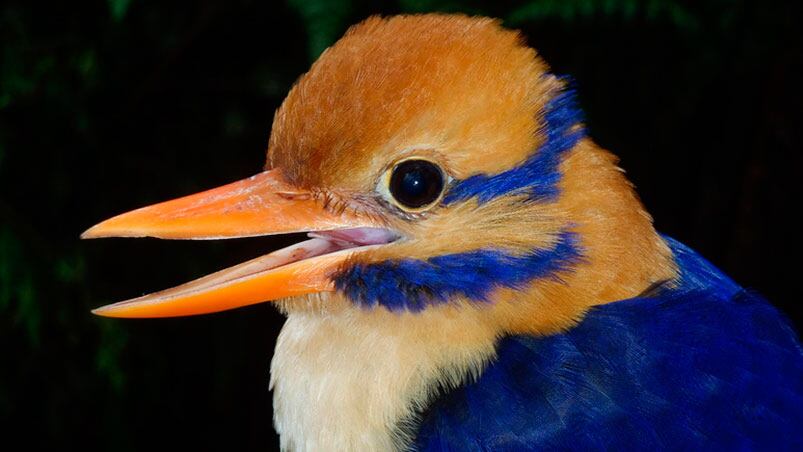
[444, 83, 585, 205]
[334, 81, 585, 311]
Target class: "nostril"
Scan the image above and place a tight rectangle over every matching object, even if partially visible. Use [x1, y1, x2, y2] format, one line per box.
[275, 191, 312, 201]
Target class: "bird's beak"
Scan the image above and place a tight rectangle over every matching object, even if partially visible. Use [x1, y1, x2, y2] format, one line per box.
[82, 169, 394, 318]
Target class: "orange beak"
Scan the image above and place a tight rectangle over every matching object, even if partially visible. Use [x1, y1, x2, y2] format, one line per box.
[83, 170, 394, 318]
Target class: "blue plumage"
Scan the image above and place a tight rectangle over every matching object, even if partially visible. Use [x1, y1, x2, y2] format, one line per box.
[444, 86, 585, 205]
[334, 84, 587, 312]
[334, 231, 582, 311]
[413, 237, 803, 450]
[329, 78, 802, 448]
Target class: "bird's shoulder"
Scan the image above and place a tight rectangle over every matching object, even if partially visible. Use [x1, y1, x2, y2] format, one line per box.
[412, 238, 803, 451]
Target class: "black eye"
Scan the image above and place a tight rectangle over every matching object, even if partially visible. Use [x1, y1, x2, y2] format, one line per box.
[388, 159, 445, 209]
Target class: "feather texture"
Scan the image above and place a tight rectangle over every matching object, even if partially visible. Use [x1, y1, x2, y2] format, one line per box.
[334, 230, 582, 311]
[413, 237, 803, 450]
[444, 85, 584, 204]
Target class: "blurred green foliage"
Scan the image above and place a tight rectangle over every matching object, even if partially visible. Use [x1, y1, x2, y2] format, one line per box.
[0, 0, 800, 449]
[286, 0, 705, 62]
[289, 0, 355, 60]
[108, 0, 132, 23]
[506, 0, 698, 28]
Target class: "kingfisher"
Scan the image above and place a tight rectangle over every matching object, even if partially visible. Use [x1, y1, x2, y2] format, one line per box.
[82, 14, 803, 451]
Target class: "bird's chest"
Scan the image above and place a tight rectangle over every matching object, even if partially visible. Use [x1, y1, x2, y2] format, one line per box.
[270, 315, 427, 451]
[269, 311, 495, 451]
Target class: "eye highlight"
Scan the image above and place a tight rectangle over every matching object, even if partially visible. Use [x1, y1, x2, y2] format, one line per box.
[381, 158, 446, 211]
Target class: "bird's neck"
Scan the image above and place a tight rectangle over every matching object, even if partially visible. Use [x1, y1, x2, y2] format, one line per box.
[269, 141, 677, 450]
[483, 140, 678, 336]
[270, 304, 498, 451]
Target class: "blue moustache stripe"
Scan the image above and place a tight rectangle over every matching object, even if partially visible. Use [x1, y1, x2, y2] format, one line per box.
[334, 231, 582, 311]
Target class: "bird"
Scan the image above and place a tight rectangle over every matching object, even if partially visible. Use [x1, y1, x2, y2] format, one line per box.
[82, 14, 803, 451]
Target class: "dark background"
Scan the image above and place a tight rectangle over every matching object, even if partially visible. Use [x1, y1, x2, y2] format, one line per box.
[1, 0, 801, 450]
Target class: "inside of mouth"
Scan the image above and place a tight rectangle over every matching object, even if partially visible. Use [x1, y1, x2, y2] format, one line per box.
[98, 227, 397, 308]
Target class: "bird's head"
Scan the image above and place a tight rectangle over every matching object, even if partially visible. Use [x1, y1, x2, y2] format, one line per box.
[84, 15, 675, 335]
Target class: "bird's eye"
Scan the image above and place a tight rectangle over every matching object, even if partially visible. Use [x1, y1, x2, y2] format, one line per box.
[385, 159, 446, 211]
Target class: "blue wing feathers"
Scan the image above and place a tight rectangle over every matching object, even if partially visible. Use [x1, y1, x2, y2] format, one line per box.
[413, 238, 803, 450]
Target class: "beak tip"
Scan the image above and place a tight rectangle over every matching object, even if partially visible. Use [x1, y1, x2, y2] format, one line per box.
[81, 220, 112, 239]
[92, 305, 124, 318]
[80, 221, 146, 240]
[91, 305, 109, 315]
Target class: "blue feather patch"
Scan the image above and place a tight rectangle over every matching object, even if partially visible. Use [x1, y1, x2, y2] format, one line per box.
[412, 237, 803, 450]
[334, 231, 582, 311]
[333, 83, 586, 311]
[444, 85, 585, 205]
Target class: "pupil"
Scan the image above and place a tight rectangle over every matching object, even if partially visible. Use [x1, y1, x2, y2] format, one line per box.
[389, 160, 444, 209]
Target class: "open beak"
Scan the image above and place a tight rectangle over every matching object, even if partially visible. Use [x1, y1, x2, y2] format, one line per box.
[82, 169, 395, 318]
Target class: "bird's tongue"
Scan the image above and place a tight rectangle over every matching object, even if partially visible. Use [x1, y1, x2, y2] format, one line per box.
[155, 227, 394, 292]
[83, 169, 396, 318]
[308, 227, 398, 248]
[91, 227, 396, 318]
